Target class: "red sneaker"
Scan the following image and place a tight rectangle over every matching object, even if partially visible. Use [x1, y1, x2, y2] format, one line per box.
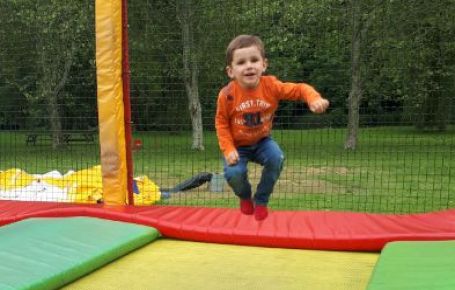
[240, 199, 254, 215]
[254, 205, 268, 221]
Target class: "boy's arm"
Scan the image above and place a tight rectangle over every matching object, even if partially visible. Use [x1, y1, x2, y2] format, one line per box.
[215, 93, 236, 159]
[270, 77, 328, 112]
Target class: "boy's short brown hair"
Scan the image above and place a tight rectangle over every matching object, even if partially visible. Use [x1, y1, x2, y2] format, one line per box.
[226, 35, 265, 66]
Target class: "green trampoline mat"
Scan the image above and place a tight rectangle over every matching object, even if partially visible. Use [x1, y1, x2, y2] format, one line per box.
[0, 217, 160, 290]
[367, 240, 455, 290]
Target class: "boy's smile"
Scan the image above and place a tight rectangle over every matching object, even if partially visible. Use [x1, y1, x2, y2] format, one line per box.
[226, 46, 267, 89]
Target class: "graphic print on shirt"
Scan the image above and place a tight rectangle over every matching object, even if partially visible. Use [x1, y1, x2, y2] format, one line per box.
[243, 112, 262, 127]
[232, 99, 272, 127]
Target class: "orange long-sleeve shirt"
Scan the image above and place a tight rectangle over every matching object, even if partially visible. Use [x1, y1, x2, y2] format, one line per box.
[215, 75, 322, 158]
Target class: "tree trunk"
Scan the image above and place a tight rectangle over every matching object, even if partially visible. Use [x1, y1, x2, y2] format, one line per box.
[345, 0, 363, 150]
[47, 92, 64, 149]
[178, 0, 204, 151]
[40, 42, 74, 149]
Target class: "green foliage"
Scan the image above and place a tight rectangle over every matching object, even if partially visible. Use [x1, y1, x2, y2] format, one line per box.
[0, 0, 96, 131]
[2, 0, 453, 132]
[362, 0, 455, 130]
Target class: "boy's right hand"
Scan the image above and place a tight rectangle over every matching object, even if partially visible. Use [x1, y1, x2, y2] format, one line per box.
[226, 150, 239, 165]
[309, 98, 330, 114]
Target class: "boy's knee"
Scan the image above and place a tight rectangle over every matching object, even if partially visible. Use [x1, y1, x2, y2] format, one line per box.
[266, 153, 285, 170]
[224, 166, 247, 181]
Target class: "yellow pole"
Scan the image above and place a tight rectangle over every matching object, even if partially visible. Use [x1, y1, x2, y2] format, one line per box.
[95, 0, 127, 205]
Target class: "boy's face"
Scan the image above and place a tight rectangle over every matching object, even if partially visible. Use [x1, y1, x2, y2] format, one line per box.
[226, 45, 267, 89]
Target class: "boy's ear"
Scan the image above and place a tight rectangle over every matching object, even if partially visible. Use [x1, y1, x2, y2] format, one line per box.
[262, 58, 268, 73]
[226, 66, 234, 79]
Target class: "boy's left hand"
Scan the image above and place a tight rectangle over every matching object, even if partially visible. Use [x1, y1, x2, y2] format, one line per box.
[309, 98, 329, 114]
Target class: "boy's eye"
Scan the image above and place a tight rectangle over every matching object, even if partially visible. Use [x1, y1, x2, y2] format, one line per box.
[235, 58, 259, 65]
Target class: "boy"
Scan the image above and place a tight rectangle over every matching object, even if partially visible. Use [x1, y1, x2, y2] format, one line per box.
[215, 35, 329, 221]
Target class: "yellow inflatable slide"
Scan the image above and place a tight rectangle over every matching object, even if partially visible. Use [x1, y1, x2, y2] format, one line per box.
[0, 166, 161, 204]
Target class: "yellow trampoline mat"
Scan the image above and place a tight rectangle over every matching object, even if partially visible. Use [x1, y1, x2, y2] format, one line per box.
[64, 239, 378, 290]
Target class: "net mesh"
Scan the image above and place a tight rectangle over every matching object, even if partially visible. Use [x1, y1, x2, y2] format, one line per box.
[0, 0, 454, 213]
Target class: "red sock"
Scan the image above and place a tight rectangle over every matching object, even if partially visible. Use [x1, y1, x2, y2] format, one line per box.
[254, 205, 268, 221]
[240, 199, 254, 215]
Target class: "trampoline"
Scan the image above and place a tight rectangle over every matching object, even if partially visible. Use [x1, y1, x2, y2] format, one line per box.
[64, 239, 378, 290]
[1, 201, 455, 289]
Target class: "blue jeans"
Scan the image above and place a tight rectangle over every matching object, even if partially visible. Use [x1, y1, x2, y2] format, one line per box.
[223, 137, 284, 205]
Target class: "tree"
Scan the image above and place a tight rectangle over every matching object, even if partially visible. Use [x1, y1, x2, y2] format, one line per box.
[0, 0, 95, 149]
[177, 0, 204, 150]
[344, 0, 364, 150]
[35, 0, 92, 149]
[403, 1, 454, 131]
[360, 0, 454, 132]
[345, 0, 379, 150]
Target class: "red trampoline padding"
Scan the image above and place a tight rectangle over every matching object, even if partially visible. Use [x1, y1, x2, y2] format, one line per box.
[0, 200, 454, 251]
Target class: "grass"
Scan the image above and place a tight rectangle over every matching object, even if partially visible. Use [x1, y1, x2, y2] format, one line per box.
[1, 126, 454, 213]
